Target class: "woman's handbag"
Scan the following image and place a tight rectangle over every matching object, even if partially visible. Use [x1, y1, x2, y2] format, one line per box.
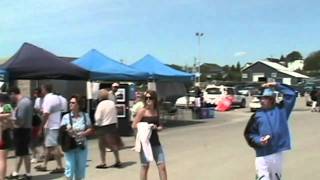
[58, 113, 77, 152]
[58, 112, 88, 152]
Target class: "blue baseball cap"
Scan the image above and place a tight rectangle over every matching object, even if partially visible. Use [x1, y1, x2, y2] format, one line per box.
[261, 88, 276, 97]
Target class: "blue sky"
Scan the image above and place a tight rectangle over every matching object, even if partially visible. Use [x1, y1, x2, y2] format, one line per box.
[0, 0, 319, 66]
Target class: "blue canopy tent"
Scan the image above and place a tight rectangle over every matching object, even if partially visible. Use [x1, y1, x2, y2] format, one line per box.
[131, 54, 194, 82]
[73, 49, 149, 81]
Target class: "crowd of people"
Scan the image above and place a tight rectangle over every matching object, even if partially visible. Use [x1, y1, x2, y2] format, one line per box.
[0, 80, 304, 180]
[0, 83, 168, 180]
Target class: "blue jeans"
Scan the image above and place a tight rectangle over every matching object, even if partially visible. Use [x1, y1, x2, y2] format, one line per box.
[139, 145, 166, 166]
[64, 147, 88, 180]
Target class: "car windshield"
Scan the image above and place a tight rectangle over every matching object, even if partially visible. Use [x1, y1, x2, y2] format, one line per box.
[206, 88, 221, 94]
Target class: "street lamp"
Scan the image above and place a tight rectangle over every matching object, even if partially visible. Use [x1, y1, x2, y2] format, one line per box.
[195, 32, 204, 86]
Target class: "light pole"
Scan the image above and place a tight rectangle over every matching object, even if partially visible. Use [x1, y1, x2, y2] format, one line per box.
[195, 32, 204, 86]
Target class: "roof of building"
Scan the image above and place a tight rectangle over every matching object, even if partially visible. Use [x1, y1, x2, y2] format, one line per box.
[242, 60, 309, 79]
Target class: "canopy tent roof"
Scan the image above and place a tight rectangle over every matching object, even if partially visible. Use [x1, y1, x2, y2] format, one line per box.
[131, 54, 194, 81]
[73, 49, 149, 81]
[1, 43, 89, 80]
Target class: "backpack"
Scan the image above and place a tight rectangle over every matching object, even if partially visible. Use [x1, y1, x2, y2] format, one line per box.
[243, 113, 260, 148]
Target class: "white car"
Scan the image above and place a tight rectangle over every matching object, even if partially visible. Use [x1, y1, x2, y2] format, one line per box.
[175, 96, 195, 108]
[249, 96, 261, 112]
[203, 85, 246, 108]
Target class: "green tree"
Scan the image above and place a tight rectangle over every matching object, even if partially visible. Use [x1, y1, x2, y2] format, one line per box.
[168, 64, 184, 71]
[230, 65, 236, 71]
[236, 61, 241, 71]
[279, 55, 286, 62]
[286, 51, 303, 62]
[304, 50, 320, 71]
[222, 65, 230, 72]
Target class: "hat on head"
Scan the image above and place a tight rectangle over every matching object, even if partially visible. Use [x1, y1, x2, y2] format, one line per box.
[112, 83, 119, 87]
[261, 88, 276, 97]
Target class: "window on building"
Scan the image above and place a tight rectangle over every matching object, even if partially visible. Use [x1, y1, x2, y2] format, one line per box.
[271, 72, 277, 78]
[242, 73, 248, 79]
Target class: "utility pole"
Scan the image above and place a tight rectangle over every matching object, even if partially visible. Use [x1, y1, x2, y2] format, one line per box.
[195, 32, 204, 86]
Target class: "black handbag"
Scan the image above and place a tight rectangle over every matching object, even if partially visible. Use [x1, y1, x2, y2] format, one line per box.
[58, 112, 87, 152]
[59, 113, 77, 152]
[32, 114, 42, 127]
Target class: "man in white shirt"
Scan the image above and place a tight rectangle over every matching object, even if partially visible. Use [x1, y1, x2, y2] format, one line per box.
[108, 83, 119, 103]
[35, 84, 64, 174]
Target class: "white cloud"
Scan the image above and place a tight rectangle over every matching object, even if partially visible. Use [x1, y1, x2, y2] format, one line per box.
[234, 51, 248, 57]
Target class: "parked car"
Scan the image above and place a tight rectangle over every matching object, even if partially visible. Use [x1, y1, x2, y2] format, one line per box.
[237, 86, 261, 96]
[175, 91, 196, 108]
[249, 96, 261, 112]
[249, 91, 282, 112]
[203, 85, 246, 108]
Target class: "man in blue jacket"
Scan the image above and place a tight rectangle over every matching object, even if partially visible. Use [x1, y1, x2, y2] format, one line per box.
[244, 82, 297, 180]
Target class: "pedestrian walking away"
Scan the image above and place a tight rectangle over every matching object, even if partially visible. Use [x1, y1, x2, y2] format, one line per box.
[8, 87, 33, 180]
[94, 89, 123, 169]
[132, 90, 168, 180]
[244, 82, 297, 180]
[60, 95, 93, 180]
[35, 84, 64, 174]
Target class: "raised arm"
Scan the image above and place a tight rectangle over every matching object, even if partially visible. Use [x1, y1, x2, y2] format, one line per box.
[275, 83, 297, 117]
[263, 82, 297, 118]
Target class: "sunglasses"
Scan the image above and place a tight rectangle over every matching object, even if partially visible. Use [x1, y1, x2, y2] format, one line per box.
[145, 96, 154, 100]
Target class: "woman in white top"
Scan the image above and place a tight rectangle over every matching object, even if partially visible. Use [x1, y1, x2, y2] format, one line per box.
[94, 89, 123, 169]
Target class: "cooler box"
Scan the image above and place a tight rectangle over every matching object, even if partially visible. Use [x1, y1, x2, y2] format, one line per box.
[200, 107, 215, 119]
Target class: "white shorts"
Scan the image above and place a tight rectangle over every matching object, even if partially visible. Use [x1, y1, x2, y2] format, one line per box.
[45, 129, 59, 147]
[255, 152, 283, 180]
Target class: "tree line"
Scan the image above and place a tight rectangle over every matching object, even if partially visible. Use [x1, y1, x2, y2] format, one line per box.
[168, 50, 320, 81]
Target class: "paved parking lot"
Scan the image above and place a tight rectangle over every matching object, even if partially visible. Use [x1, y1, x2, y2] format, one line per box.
[6, 97, 320, 179]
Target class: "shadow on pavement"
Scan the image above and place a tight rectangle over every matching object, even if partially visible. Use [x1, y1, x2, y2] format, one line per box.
[117, 161, 136, 168]
[32, 173, 64, 180]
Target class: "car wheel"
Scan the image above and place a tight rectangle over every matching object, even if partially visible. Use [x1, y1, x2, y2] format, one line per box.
[240, 99, 246, 108]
